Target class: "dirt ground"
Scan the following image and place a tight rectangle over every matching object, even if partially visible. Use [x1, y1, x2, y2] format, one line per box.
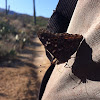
[0, 35, 50, 100]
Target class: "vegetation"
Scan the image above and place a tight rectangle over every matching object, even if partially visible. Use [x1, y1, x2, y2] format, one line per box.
[0, 21, 16, 36]
[0, 12, 49, 61]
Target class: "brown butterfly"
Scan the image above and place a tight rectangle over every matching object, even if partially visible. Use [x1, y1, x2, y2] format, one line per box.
[37, 29, 83, 64]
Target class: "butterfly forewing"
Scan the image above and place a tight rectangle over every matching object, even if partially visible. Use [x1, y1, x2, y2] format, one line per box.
[37, 29, 83, 63]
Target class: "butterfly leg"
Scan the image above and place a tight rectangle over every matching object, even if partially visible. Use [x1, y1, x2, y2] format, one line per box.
[64, 62, 71, 68]
[51, 58, 58, 65]
[72, 80, 82, 89]
[46, 49, 55, 62]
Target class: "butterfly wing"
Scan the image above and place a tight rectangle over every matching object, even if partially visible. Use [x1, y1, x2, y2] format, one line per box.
[37, 29, 83, 63]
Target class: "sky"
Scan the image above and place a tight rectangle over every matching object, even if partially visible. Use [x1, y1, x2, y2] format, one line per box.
[0, 0, 59, 18]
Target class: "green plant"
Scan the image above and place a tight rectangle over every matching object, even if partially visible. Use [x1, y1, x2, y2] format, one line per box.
[0, 21, 17, 36]
[9, 49, 16, 56]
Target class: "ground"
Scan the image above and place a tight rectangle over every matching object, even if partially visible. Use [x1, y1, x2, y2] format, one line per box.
[0, 35, 50, 100]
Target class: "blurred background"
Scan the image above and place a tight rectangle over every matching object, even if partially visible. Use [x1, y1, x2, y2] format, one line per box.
[0, 0, 58, 100]
[0, 0, 59, 17]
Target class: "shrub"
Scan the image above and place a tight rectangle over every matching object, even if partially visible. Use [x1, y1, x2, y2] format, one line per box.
[0, 21, 17, 37]
[0, 43, 16, 61]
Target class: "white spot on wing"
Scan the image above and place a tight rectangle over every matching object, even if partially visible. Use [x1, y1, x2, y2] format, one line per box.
[48, 38, 50, 41]
[46, 41, 51, 44]
[54, 44, 57, 47]
[41, 37, 44, 39]
[52, 50, 56, 53]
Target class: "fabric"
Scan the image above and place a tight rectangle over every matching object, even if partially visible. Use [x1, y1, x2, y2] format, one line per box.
[47, 0, 78, 33]
[67, 0, 100, 63]
[39, 0, 78, 99]
[40, 0, 100, 100]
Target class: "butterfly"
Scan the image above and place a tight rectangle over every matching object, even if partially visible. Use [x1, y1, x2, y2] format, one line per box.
[37, 29, 83, 64]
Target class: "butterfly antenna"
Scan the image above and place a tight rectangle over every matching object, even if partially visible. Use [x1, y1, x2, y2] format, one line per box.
[70, 38, 85, 61]
[76, 38, 84, 52]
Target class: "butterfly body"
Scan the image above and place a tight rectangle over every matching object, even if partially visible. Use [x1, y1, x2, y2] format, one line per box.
[37, 29, 83, 64]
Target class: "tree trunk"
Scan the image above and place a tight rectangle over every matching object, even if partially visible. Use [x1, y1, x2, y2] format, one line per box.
[5, 0, 8, 15]
[33, 0, 36, 25]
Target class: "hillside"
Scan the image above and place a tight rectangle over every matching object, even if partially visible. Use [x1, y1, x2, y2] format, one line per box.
[0, 8, 49, 27]
[0, 8, 22, 15]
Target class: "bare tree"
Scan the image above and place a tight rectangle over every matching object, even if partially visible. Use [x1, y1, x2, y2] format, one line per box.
[33, 0, 36, 25]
